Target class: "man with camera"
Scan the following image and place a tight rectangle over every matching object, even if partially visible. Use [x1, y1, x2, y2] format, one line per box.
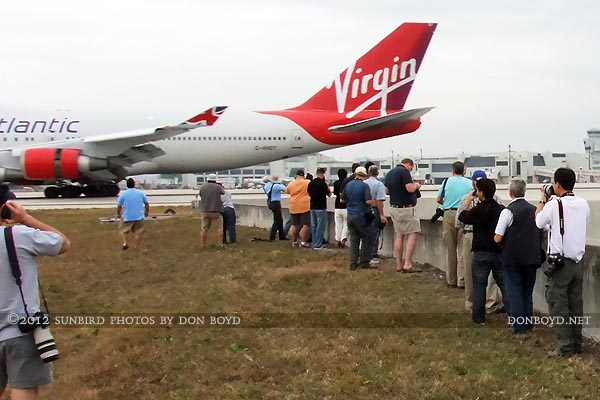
[458, 178, 507, 325]
[384, 158, 422, 273]
[535, 168, 590, 357]
[437, 161, 473, 287]
[364, 165, 387, 264]
[457, 170, 503, 314]
[307, 168, 331, 250]
[0, 185, 70, 399]
[494, 178, 543, 334]
[341, 167, 377, 270]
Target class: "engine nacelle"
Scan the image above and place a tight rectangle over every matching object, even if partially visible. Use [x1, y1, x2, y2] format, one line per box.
[21, 148, 108, 180]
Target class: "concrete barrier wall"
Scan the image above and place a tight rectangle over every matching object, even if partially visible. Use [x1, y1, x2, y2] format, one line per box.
[232, 196, 600, 340]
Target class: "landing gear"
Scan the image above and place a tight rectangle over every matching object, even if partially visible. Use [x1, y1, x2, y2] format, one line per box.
[44, 186, 61, 199]
[44, 184, 120, 198]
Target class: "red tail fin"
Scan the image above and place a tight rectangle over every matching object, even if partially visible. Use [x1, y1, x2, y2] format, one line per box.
[294, 23, 436, 117]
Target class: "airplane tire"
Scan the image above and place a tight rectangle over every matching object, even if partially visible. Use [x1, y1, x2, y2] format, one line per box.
[82, 186, 100, 197]
[107, 184, 120, 197]
[61, 186, 82, 198]
[44, 186, 60, 199]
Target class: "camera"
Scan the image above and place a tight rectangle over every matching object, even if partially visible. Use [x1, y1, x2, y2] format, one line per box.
[430, 207, 444, 223]
[544, 253, 565, 278]
[543, 184, 555, 198]
[0, 203, 12, 220]
[18, 311, 59, 363]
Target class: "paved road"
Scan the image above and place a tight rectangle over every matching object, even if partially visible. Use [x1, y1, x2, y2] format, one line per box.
[11, 185, 600, 210]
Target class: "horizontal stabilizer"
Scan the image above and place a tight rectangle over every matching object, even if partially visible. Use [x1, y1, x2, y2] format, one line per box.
[328, 107, 434, 133]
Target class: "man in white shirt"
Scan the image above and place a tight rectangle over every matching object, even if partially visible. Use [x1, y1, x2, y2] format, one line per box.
[494, 179, 543, 334]
[535, 168, 590, 357]
[364, 165, 387, 264]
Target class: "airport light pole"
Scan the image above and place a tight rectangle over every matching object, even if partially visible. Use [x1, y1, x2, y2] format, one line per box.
[508, 144, 512, 178]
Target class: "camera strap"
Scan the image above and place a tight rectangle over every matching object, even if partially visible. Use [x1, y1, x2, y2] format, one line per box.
[3, 226, 51, 317]
[548, 198, 565, 256]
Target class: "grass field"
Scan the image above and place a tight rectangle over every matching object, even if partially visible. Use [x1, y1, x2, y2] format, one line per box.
[18, 208, 600, 399]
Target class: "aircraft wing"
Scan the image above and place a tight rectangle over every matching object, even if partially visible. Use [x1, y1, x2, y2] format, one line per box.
[0, 106, 228, 183]
[328, 107, 434, 133]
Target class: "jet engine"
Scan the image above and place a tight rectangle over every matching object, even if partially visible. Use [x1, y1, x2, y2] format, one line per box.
[20, 148, 108, 180]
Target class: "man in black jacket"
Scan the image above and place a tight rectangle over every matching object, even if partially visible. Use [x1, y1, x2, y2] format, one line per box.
[458, 178, 507, 325]
[494, 179, 542, 334]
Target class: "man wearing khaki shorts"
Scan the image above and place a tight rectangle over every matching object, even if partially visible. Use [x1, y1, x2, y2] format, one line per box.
[384, 158, 422, 273]
[117, 178, 150, 250]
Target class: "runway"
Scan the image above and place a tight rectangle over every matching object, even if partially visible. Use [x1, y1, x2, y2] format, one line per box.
[10, 185, 600, 210]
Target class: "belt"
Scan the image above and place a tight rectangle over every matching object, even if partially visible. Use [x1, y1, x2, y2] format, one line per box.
[390, 204, 414, 208]
[444, 208, 458, 211]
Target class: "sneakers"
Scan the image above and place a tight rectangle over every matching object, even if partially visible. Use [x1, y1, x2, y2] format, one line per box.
[369, 258, 381, 265]
[299, 241, 310, 248]
[547, 349, 575, 358]
[313, 246, 325, 250]
[122, 244, 129, 251]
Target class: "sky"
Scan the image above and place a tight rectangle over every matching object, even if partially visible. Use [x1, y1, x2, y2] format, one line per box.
[2, 0, 599, 161]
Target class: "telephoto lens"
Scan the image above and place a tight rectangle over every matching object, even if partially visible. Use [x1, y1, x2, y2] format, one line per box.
[543, 184, 555, 197]
[33, 326, 59, 363]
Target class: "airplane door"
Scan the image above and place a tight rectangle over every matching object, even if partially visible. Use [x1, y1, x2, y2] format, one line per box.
[290, 129, 303, 149]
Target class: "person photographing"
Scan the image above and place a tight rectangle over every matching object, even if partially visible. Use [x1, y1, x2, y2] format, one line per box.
[0, 185, 70, 399]
[535, 168, 590, 357]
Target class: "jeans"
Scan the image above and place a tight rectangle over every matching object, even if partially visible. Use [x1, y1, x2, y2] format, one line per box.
[471, 251, 506, 323]
[283, 217, 292, 238]
[347, 213, 375, 269]
[268, 201, 285, 241]
[369, 207, 381, 258]
[504, 264, 538, 333]
[222, 207, 236, 244]
[310, 209, 328, 248]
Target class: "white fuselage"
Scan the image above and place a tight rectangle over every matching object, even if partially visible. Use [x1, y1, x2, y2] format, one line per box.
[0, 108, 337, 178]
[130, 109, 333, 174]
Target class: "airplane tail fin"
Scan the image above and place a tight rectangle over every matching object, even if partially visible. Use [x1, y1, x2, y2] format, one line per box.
[293, 23, 436, 118]
[183, 106, 228, 126]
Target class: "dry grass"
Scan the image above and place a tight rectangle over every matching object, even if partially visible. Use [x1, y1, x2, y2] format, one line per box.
[16, 207, 600, 399]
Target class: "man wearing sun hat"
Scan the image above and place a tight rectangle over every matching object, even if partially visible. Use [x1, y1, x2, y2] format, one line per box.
[199, 173, 225, 248]
[341, 166, 377, 270]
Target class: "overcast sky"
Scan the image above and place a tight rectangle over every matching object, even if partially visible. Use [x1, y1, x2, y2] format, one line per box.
[2, 0, 599, 161]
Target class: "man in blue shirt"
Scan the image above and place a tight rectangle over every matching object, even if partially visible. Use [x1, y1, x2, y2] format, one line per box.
[117, 178, 149, 250]
[384, 158, 422, 272]
[264, 176, 287, 241]
[341, 167, 376, 270]
[437, 161, 472, 287]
